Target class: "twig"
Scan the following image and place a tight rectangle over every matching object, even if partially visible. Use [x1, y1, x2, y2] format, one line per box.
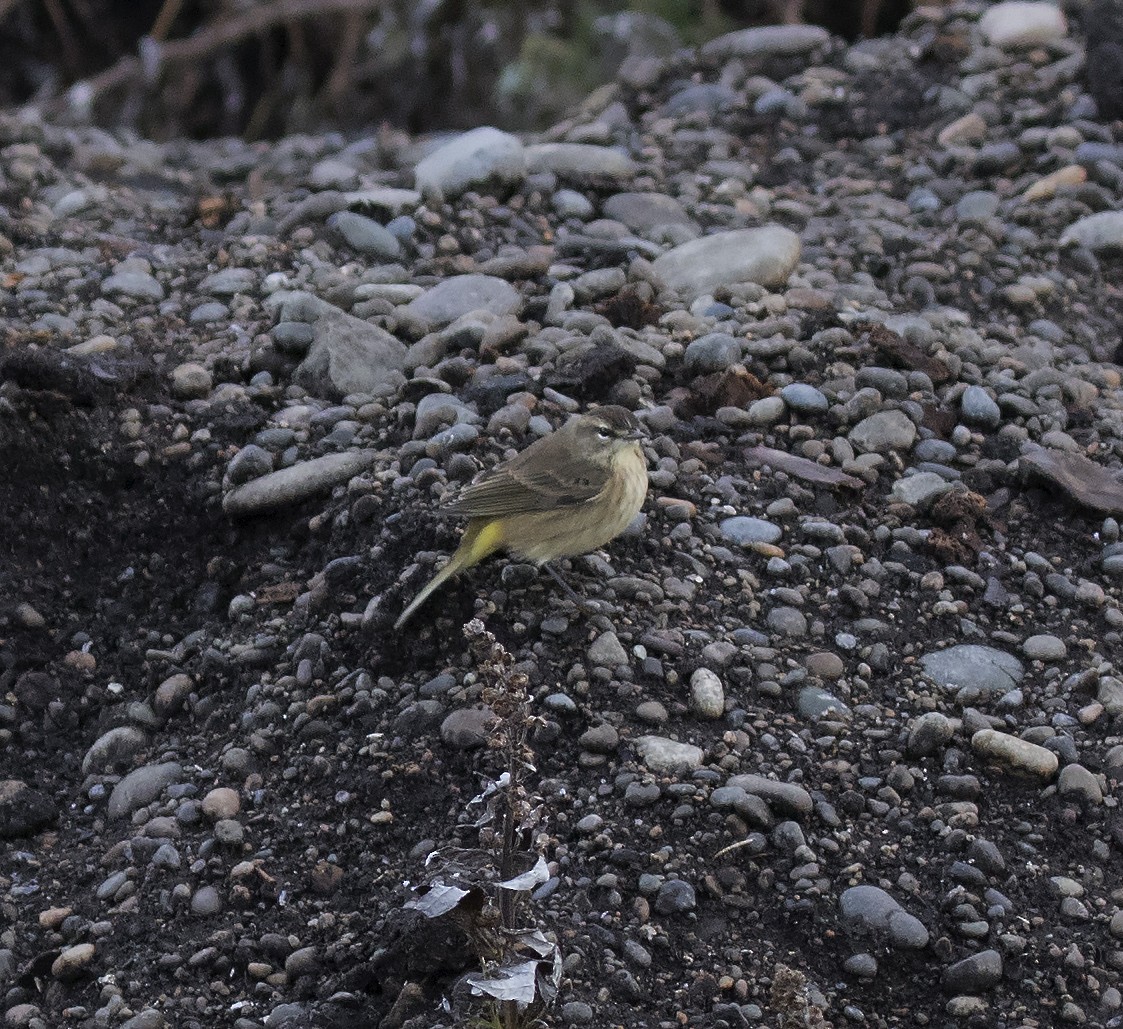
[41, 0, 388, 116]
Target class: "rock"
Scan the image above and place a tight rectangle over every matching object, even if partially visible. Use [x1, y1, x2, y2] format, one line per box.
[743, 446, 864, 489]
[327, 211, 402, 259]
[588, 631, 628, 667]
[51, 943, 95, 981]
[225, 444, 274, 485]
[198, 267, 256, 295]
[0, 780, 58, 839]
[943, 950, 1003, 993]
[82, 726, 149, 773]
[440, 708, 497, 749]
[102, 270, 164, 301]
[201, 787, 240, 820]
[1059, 211, 1123, 253]
[223, 451, 378, 516]
[403, 274, 521, 329]
[720, 516, 781, 545]
[779, 383, 828, 414]
[920, 645, 1024, 695]
[654, 878, 696, 914]
[979, 1, 1067, 47]
[702, 23, 830, 59]
[683, 332, 740, 373]
[1056, 763, 1103, 805]
[603, 192, 698, 235]
[633, 736, 704, 774]
[170, 362, 213, 400]
[971, 730, 1058, 778]
[689, 668, 725, 719]
[1020, 448, 1123, 516]
[960, 385, 1001, 428]
[839, 885, 929, 950]
[907, 712, 954, 757]
[154, 673, 193, 717]
[524, 143, 637, 183]
[652, 226, 801, 298]
[415, 126, 526, 201]
[891, 472, 954, 509]
[726, 774, 813, 817]
[295, 309, 407, 400]
[107, 761, 183, 819]
[1021, 634, 1067, 661]
[849, 410, 917, 453]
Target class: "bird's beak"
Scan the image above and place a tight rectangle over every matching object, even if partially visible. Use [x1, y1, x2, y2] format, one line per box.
[624, 428, 644, 441]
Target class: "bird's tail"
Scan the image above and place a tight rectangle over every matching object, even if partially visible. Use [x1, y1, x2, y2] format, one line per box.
[393, 519, 504, 629]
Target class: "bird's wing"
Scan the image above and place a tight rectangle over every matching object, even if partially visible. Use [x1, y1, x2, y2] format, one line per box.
[442, 435, 610, 518]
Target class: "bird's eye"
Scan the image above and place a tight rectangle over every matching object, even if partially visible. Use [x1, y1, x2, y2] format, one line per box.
[596, 428, 611, 440]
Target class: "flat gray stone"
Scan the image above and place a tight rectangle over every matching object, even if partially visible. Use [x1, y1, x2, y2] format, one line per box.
[633, 736, 704, 774]
[943, 950, 1003, 993]
[652, 226, 801, 298]
[1056, 763, 1103, 804]
[198, 267, 256, 296]
[1059, 211, 1123, 252]
[980, 1, 1067, 47]
[82, 726, 149, 774]
[603, 192, 698, 234]
[961, 385, 1001, 428]
[415, 126, 526, 201]
[295, 309, 407, 400]
[327, 212, 402, 259]
[702, 23, 830, 59]
[108, 761, 183, 819]
[223, 450, 377, 516]
[920, 645, 1024, 695]
[720, 516, 781, 545]
[524, 143, 637, 183]
[849, 410, 917, 453]
[1020, 448, 1123, 516]
[839, 885, 929, 950]
[726, 773, 813, 817]
[890, 472, 955, 509]
[102, 271, 164, 301]
[404, 274, 521, 329]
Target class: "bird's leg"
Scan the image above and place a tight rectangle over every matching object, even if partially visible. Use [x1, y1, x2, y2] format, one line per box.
[544, 562, 601, 614]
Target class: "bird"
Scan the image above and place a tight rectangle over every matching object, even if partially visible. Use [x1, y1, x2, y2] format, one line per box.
[394, 405, 648, 629]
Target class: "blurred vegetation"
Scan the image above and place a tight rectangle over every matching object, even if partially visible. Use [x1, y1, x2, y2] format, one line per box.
[0, 0, 912, 139]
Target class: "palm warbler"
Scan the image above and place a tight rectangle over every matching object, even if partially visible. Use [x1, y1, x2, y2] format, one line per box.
[394, 405, 648, 628]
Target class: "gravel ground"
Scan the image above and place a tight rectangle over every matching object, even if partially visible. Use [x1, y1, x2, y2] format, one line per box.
[3, 3, 1123, 1028]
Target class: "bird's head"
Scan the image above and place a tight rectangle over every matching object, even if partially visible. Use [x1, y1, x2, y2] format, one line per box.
[569, 406, 645, 463]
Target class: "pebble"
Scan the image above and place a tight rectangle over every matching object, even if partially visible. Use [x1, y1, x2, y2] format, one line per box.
[689, 668, 725, 719]
[170, 362, 213, 400]
[632, 736, 704, 774]
[839, 885, 929, 950]
[223, 451, 378, 516]
[651, 226, 801, 297]
[1021, 634, 1067, 661]
[960, 385, 1001, 428]
[107, 762, 183, 820]
[971, 730, 1059, 779]
[720, 516, 781, 545]
[1059, 211, 1123, 253]
[979, 1, 1067, 47]
[849, 410, 916, 453]
[414, 126, 526, 201]
[920, 645, 1024, 695]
